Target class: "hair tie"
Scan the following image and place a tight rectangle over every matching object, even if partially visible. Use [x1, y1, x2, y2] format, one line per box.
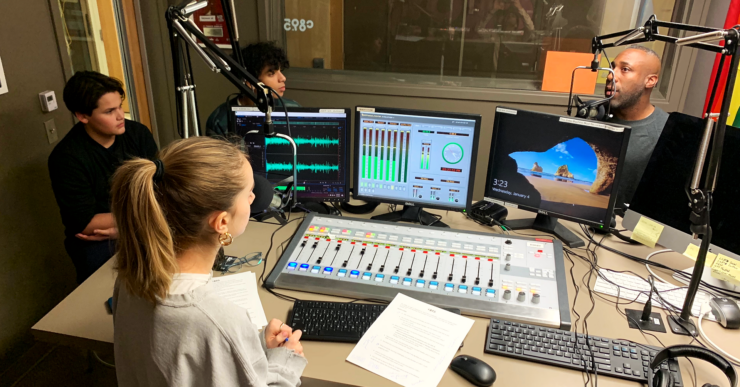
[153, 159, 165, 182]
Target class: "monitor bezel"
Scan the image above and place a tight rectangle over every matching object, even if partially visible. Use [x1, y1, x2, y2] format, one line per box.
[231, 106, 352, 203]
[352, 106, 482, 214]
[483, 107, 632, 229]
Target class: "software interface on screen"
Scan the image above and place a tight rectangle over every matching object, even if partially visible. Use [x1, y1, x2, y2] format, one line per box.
[233, 108, 349, 201]
[485, 108, 630, 226]
[356, 109, 477, 210]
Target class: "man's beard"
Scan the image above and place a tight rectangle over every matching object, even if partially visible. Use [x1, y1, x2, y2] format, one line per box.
[609, 86, 642, 111]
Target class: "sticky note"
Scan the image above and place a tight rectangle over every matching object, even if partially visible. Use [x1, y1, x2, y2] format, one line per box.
[630, 217, 664, 248]
[682, 244, 718, 267]
[710, 254, 740, 285]
[541, 51, 600, 94]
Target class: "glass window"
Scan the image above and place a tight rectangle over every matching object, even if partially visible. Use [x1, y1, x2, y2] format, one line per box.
[57, 0, 138, 119]
[278, 0, 681, 97]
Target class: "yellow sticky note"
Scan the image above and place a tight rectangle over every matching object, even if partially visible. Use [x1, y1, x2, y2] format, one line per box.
[710, 254, 740, 285]
[630, 217, 664, 248]
[682, 244, 718, 267]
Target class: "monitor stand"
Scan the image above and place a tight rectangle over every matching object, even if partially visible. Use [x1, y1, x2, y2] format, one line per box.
[502, 214, 585, 248]
[371, 206, 449, 228]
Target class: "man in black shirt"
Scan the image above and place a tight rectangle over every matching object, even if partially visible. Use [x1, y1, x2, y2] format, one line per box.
[49, 71, 158, 283]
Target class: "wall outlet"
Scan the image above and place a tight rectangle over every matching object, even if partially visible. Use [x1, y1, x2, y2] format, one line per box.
[44, 119, 58, 144]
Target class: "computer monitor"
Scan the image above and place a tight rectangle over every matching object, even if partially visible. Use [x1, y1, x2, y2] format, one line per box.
[484, 107, 631, 247]
[353, 106, 481, 227]
[231, 107, 350, 202]
[622, 113, 739, 291]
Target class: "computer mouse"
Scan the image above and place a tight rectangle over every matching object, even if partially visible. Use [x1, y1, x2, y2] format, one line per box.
[709, 297, 740, 329]
[450, 355, 496, 387]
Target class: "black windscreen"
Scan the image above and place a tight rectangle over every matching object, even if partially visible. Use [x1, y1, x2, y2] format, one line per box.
[629, 112, 740, 254]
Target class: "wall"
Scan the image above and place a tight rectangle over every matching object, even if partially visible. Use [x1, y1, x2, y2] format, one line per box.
[0, 0, 77, 372]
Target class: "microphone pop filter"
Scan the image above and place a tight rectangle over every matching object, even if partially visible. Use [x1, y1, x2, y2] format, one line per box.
[251, 174, 275, 214]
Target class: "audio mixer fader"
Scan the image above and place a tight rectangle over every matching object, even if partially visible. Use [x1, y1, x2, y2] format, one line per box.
[266, 214, 571, 329]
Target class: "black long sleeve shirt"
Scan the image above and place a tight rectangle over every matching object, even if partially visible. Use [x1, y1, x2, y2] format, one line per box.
[48, 119, 158, 239]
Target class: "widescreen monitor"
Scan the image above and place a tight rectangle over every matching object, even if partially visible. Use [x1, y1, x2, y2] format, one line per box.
[484, 107, 631, 247]
[231, 107, 350, 202]
[353, 106, 481, 227]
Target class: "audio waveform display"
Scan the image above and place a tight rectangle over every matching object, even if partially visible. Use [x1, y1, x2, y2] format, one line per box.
[265, 136, 340, 148]
[266, 161, 340, 173]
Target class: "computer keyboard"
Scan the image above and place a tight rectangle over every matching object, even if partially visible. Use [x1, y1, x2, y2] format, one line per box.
[485, 318, 684, 384]
[593, 269, 717, 320]
[287, 300, 387, 342]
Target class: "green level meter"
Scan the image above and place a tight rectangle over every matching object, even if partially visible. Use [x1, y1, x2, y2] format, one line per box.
[275, 186, 307, 191]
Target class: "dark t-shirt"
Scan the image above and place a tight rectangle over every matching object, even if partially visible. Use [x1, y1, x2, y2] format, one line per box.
[609, 106, 669, 212]
[48, 119, 158, 238]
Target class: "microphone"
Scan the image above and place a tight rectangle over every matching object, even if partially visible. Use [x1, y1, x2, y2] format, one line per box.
[250, 174, 277, 213]
[566, 50, 615, 121]
[572, 95, 610, 121]
[250, 174, 291, 224]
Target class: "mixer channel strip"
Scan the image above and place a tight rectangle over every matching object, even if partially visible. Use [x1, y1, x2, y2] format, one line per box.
[265, 214, 572, 329]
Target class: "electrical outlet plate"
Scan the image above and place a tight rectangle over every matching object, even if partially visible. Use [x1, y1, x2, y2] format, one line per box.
[44, 119, 58, 144]
[625, 309, 667, 333]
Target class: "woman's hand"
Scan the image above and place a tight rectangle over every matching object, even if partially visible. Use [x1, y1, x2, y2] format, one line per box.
[264, 319, 293, 349]
[283, 330, 304, 357]
[75, 227, 118, 241]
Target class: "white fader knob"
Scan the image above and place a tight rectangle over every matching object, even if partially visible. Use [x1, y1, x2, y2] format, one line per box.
[504, 263, 511, 271]
[532, 293, 541, 304]
[505, 254, 511, 261]
[503, 289, 511, 300]
[517, 291, 526, 302]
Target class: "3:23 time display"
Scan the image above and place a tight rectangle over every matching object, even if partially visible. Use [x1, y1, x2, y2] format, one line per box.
[492, 179, 508, 188]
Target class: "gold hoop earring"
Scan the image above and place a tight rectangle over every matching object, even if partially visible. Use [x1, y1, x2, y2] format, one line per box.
[219, 232, 233, 246]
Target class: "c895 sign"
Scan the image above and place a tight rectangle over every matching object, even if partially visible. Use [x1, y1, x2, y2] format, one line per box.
[284, 18, 314, 32]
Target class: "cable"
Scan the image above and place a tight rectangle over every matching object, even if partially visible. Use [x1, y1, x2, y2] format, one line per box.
[645, 249, 674, 284]
[698, 303, 740, 365]
[578, 225, 739, 299]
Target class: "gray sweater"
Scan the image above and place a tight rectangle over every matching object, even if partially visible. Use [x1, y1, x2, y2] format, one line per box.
[113, 279, 307, 387]
[610, 106, 669, 212]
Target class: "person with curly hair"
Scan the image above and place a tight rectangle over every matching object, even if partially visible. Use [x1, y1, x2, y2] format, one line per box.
[206, 42, 300, 137]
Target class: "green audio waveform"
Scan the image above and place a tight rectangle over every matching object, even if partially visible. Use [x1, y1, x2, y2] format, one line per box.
[266, 162, 340, 173]
[265, 136, 339, 148]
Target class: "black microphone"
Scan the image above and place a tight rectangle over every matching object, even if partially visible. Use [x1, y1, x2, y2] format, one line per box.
[251, 174, 291, 224]
[573, 96, 610, 121]
[250, 174, 277, 214]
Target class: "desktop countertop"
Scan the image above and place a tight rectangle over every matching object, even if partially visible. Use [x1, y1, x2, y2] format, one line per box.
[32, 204, 738, 386]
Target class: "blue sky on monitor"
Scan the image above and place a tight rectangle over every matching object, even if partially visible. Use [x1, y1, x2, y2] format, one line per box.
[509, 138, 597, 182]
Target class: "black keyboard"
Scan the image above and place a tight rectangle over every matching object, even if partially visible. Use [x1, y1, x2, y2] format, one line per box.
[485, 318, 684, 385]
[287, 300, 387, 342]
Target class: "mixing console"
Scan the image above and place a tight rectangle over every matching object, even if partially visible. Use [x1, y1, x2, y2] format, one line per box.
[266, 214, 571, 329]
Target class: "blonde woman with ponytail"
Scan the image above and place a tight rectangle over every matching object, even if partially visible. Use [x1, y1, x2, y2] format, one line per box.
[110, 137, 306, 386]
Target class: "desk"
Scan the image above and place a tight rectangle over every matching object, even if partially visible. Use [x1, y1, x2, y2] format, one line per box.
[33, 205, 738, 386]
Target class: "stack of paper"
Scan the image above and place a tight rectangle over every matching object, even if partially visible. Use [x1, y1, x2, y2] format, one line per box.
[347, 293, 474, 387]
[211, 271, 268, 329]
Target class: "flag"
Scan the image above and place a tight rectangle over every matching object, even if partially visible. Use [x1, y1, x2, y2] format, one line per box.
[703, 0, 740, 125]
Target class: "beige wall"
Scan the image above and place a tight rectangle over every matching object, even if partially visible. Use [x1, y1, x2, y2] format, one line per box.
[0, 0, 77, 371]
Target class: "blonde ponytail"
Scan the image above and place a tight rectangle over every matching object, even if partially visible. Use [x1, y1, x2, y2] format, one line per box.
[111, 159, 177, 303]
[111, 137, 248, 303]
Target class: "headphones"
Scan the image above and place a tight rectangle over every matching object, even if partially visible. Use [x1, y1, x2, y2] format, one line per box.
[649, 345, 737, 387]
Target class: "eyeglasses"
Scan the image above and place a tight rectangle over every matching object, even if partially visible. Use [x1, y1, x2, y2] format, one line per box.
[217, 252, 263, 274]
